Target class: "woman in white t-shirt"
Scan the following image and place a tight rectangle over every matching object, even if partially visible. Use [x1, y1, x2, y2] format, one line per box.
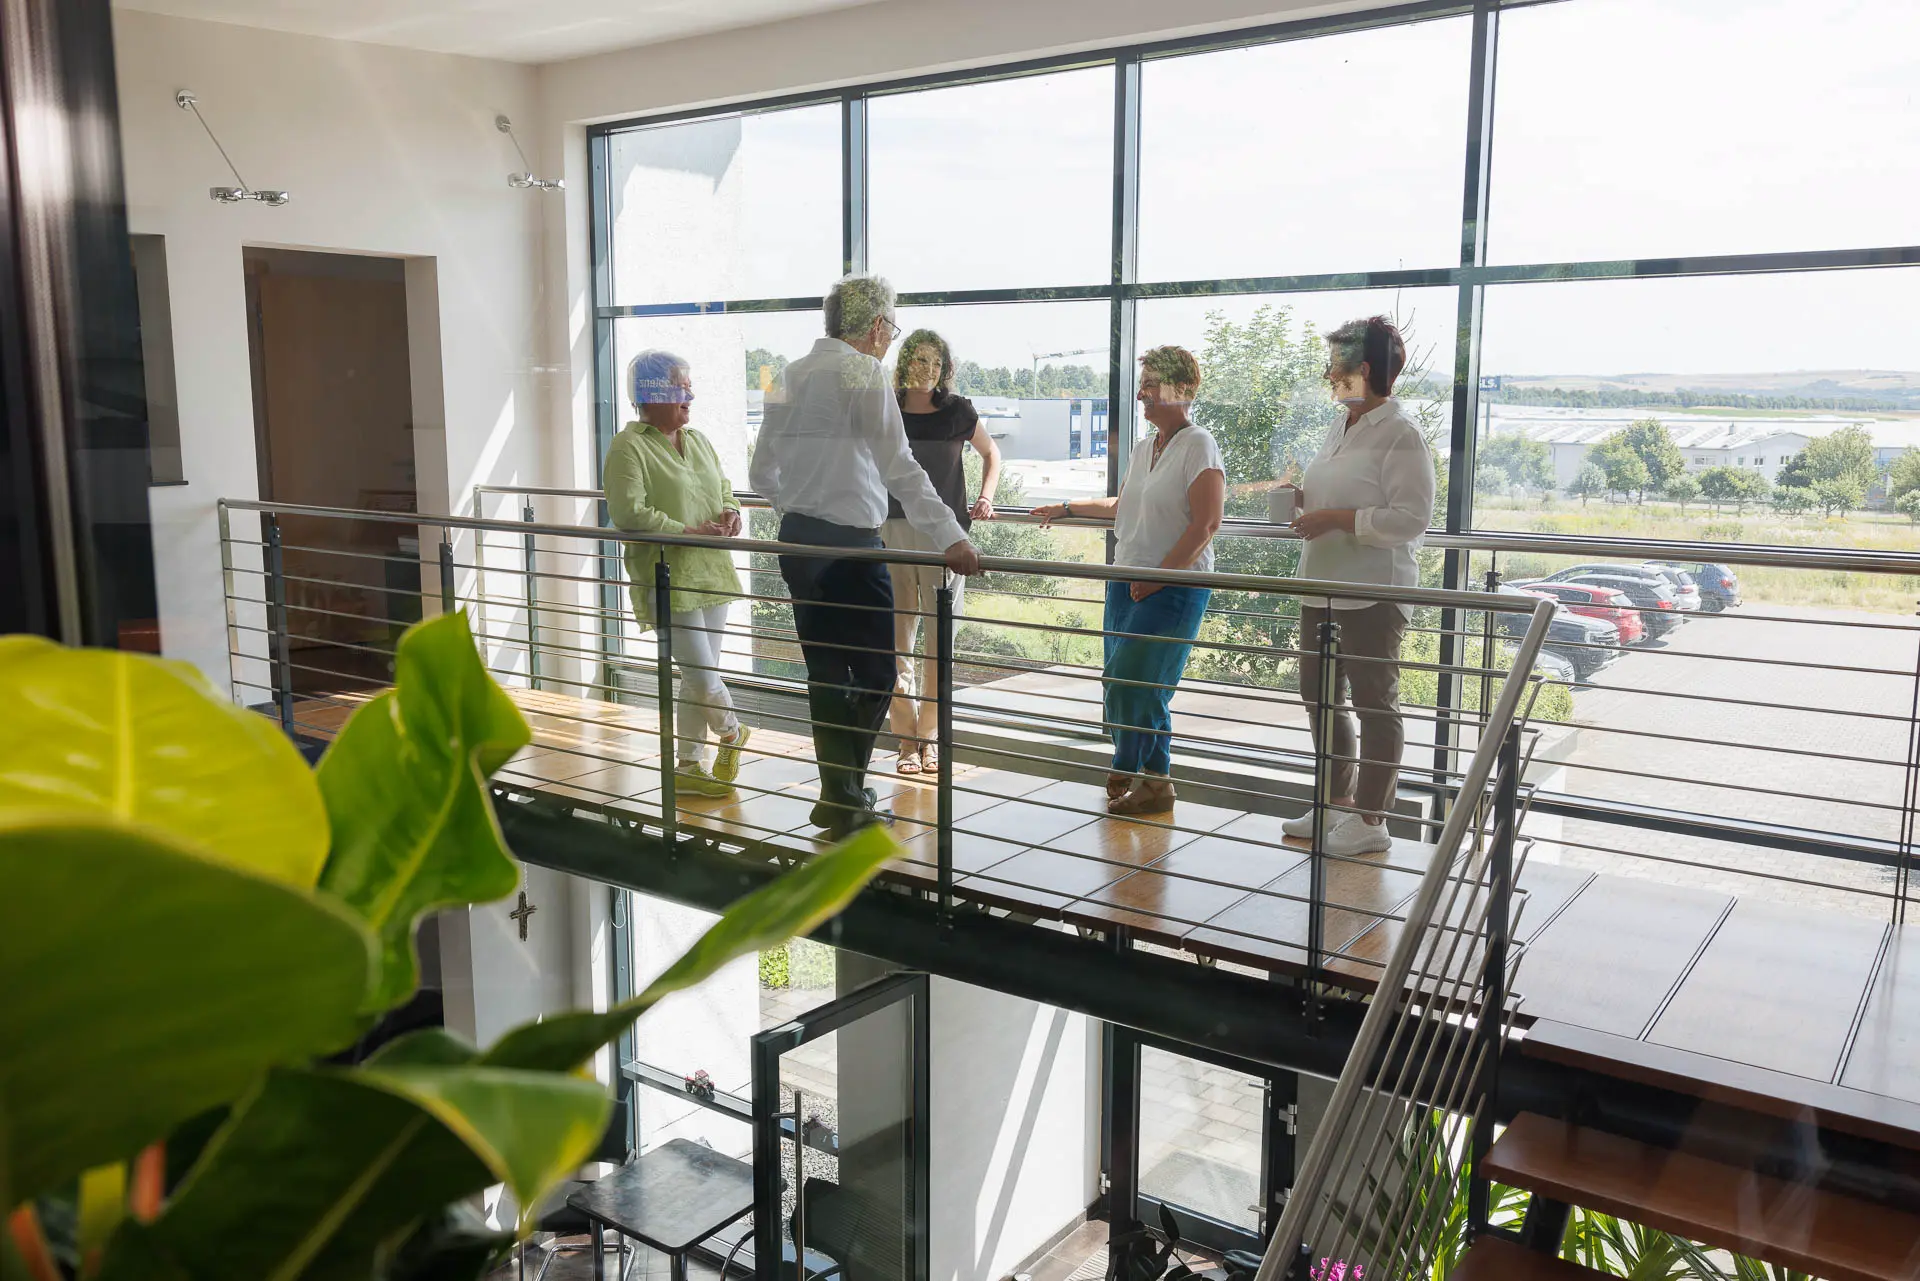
[1276, 316, 1435, 857]
[1036, 346, 1225, 815]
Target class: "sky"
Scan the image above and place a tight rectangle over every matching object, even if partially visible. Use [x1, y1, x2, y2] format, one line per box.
[608, 0, 1920, 384]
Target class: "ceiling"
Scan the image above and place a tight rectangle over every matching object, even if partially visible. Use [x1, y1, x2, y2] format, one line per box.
[114, 0, 889, 64]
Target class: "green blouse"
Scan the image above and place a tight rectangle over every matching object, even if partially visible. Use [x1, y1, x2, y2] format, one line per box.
[603, 421, 743, 622]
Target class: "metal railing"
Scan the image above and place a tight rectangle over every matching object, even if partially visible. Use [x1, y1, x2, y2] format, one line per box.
[471, 483, 1920, 927]
[217, 495, 1551, 999]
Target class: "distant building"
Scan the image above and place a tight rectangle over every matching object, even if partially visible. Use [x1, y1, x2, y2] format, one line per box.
[1482, 404, 1916, 490]
[978, 397, 1109, 461]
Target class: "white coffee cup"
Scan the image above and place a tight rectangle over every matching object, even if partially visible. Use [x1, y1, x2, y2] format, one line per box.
[1268, 486, 1299, 525]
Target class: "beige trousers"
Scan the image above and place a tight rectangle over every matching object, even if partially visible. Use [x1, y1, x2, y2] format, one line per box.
[1297, 602, 1409, 818]
[882, 517, 964, 749]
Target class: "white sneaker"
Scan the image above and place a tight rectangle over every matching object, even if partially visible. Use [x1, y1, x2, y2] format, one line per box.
[1281, 810, 1321, 838]
[1321, 813, 1392, 857]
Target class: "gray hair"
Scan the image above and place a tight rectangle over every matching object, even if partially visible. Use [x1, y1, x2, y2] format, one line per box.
[627, 348, 692, 406]
[823, 273, 896, 341]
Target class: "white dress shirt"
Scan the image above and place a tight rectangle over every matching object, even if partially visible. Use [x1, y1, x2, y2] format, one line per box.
[1296, 398, 1436, 614]
[750, 336, 968, 550]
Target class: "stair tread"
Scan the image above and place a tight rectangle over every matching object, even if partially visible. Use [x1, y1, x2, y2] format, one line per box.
[1453, 1236, 1609, 1281]
[1484, 1113, 1920, 1281]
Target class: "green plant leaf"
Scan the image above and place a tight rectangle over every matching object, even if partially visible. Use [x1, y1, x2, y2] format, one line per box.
[0, 636, 328, 886]
[317, 612, 530, 1013]
[96, 1060, 606, 1281]
[0, 816, 373, 1209]
[378, 1202, 512, 1281]
[482, 823, 901, 1073]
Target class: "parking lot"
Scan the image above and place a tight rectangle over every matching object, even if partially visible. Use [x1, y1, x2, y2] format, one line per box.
[1528, 599, 1918, 919]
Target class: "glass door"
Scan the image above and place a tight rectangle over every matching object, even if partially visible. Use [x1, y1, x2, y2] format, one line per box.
[1110, 1028, 1292, 1256]
[750, 971, 930, 1281]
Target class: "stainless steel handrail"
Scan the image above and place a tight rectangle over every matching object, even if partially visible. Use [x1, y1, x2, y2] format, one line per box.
[219, 498, 1536, 614]
[473, 482, 1920, 576]
[1253, 601, 1552, 1281]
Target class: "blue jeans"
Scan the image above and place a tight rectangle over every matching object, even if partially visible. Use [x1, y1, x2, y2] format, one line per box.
[1104, 581, 1211, 777]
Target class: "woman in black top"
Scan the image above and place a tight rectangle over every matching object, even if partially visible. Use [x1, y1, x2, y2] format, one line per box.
[885, 329, 1002, 773]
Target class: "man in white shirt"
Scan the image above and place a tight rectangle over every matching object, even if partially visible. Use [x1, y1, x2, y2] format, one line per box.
[751, 273, 982, 836]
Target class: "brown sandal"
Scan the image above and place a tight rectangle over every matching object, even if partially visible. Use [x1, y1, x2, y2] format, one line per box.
[896, 751, 922, 775]
[1106, 772, 1132, 800]
[1108, 776, 1176, 815]
[921, 743, 939, 773]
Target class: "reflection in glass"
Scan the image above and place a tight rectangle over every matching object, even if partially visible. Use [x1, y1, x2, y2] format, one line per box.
[1139, 17, 1471, 283]
[1490, 0, 1920, 264]
[608, 104, 841, 305]
[1138, 1046, 1262, 1232]
[868, 68, 1113, 292]
[611, 310, 824, 488]
[1136, 287, 1457, 515]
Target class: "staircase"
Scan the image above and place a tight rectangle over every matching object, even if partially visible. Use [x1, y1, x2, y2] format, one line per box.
[1453, 1111, 1920, 1281]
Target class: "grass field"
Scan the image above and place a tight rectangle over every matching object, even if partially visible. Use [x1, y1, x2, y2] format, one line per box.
[1476, 499, 1920, 614]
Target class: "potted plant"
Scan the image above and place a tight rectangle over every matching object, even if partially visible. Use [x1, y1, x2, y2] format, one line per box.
[0, 612, 894, 1279]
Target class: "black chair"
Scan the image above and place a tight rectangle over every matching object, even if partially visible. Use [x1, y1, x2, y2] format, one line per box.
[519, 1102, 634, 1281]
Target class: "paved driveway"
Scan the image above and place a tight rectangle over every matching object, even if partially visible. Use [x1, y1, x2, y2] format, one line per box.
[1530, 603, 1919, 918]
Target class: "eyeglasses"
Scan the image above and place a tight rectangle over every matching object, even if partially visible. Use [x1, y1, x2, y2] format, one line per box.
[881, 318, 901, 340]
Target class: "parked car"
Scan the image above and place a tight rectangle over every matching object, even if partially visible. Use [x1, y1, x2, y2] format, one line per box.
[1652, 560, 1742, 612]
[1553, 572, 1683, 639]
[1547, 562, 1698, 614]
[1641, 562, 1703, 613]
[1511, 580, 1646, 645]
[1495, 588, 1621, 680]
[1531, 648, 1580, 690]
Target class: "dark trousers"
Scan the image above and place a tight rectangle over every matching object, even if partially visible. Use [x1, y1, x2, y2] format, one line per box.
[779, 513, 897, 816]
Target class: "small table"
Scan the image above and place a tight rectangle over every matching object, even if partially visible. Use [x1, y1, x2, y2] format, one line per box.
[566, 1138, 756, 1281]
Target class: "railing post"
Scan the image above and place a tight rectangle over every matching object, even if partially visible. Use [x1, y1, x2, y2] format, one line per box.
[1480, 559, 1501, 739]
[438, 530, 456, 615]
[936, 580, 956, 924]
[655, 560, 677, 843]
[217, 501, 242, 697]
[1467, 722, 1521, 1236]
[262, 513, 295, 733]
[523, 499, 542, 691]
[1308, 608, 1341, 989]
[792, 1086, 810, 1281]
[1898, 605, 1920, 929]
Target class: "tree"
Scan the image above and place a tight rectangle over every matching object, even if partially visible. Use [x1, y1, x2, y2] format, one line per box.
[1773, 484, 1815, 515]
[1587, 433, 1651, 502]
[1813, 475, 1865, 517]
[1801, 424, 1878, 492]
[1480, 433, 1553, 491]
[1776, 450, 1813, 491]
[1887, 448, 1920, 504]
[743, 348, 788, 390]
[1730, 468, 1771, 512]
[1618, 418, 1688, 490]
[1192, 305, 1344, 519]
[1475, 462, 1513, 496]
[1663, 473, 1700, 511]
[1897, 491, 1920, 524]
[1697, 466, 1743, 512]
[1565, 463, 1607, 507]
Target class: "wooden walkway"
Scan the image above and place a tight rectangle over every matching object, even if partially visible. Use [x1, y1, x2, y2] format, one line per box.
[284, 685, 1920, 1133]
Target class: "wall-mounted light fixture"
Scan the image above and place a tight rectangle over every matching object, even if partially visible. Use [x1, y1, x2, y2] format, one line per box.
[496, 115, 563, 192]
[176, 90, 288, 206]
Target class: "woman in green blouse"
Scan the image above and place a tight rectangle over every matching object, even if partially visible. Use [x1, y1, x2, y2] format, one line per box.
[604, 349, 749, 797]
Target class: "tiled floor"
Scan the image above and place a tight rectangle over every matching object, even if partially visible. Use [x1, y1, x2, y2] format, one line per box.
[286, 684, 1920, 1111]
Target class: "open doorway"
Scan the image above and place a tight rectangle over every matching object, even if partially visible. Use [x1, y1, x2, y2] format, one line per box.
[245, 247, 422, 698]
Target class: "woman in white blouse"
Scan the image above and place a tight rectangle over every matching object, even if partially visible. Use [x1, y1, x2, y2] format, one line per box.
[1280, 316, 1434, 856]
[1035, 346, 1225, 815]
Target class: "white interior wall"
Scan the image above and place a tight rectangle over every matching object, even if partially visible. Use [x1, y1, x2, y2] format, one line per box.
[114, 8, 552, 692]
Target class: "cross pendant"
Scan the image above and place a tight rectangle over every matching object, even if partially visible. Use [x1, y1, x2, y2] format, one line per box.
[509, 890, 537, 941]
